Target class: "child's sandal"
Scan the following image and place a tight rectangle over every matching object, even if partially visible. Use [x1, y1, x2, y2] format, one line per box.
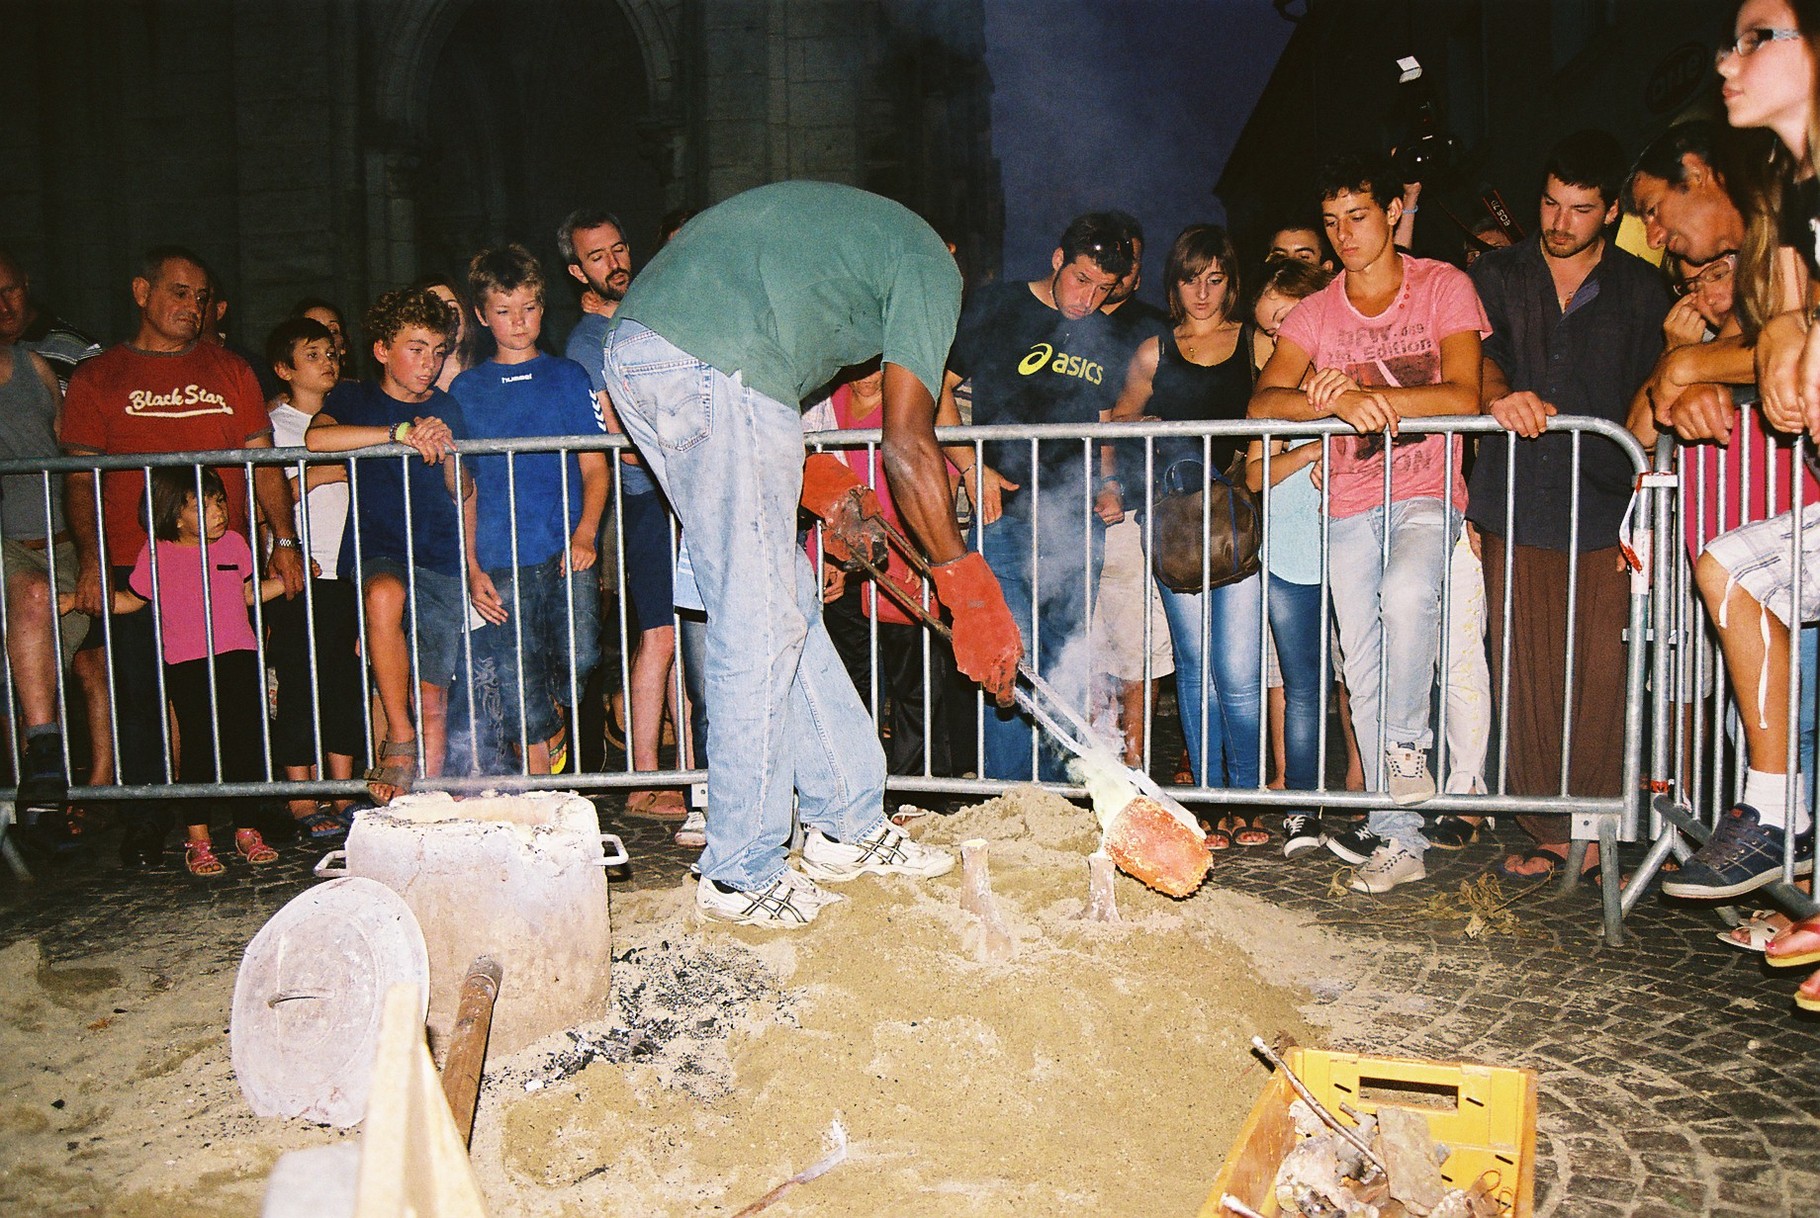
[234, 828, 279, 865]
[295, 804, 352, 841]
[185, 839, 226, 878]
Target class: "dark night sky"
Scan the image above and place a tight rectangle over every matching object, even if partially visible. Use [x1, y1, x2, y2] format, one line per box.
[982, 0, 1294, 302]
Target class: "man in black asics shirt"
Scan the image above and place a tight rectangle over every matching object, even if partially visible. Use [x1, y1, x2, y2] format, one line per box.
[937, 212, 1133, 780]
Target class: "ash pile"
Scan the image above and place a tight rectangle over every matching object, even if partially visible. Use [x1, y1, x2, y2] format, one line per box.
[495, 938, 794, 1100]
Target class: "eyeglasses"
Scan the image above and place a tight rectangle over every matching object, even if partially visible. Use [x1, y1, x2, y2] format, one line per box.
[1674, 252, 1736, 296]
[1716, 27, 1801, 66]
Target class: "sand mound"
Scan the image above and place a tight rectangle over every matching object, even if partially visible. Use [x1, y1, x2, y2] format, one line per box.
[473, 788, 1360, 1216]
[0, 937, 356, 1216]
[0, 789, 1364, 1216]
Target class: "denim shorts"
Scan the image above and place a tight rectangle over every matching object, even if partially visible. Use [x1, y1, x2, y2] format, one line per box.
[359, 556, 468, 688]
[467, 555, 567, 743]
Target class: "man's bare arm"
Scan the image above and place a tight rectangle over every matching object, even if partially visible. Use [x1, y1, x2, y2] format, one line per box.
[1247, 337, 1319, 420]
[881, 362, 966, 565]
[246, 434, 306, 597]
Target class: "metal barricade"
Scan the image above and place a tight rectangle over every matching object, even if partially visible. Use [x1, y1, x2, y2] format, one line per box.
[0, 416, 1694, 947]
[808, 415, 1657, 942]
[1631, 422, 1820, 928]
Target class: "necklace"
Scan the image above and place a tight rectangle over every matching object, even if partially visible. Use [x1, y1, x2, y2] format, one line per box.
[1177, 323, 1235, 362]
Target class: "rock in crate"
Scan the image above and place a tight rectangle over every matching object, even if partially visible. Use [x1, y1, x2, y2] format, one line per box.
[1201, 1046, 1538, 1217]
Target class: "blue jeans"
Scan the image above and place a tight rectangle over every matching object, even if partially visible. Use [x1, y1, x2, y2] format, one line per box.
[1327, 498, 1459, 853]
[977, 509, 1103, 782]
[1158, 572, 1263, 789]
[1266, 574, 1329, 798]
[473, 557, 571, 746]
[603, 321, 886, 890]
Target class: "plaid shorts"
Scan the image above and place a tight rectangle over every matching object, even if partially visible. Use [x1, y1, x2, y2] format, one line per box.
[1702, 502, 1820, 628]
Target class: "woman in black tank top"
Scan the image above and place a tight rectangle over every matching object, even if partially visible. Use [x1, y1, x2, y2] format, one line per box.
[1104, 225, 1265, 844]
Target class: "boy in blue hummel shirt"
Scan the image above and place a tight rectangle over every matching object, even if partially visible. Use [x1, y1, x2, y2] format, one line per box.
[451, 245, 607, 775]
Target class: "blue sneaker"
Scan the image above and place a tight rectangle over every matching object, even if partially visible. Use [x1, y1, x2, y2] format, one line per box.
[1661, 805, 1815, 900]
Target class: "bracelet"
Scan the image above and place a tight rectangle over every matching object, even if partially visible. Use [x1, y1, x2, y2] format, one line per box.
[272, 537, 302, 551]
[392, 421, 414, 444]
[1403, 205, 1418, 214]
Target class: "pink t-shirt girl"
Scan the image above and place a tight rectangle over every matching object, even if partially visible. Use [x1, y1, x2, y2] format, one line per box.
[1276, 254, 1490, 518]
[129, 530, 260, 664]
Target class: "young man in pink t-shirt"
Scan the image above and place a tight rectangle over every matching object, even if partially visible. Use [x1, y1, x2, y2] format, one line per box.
[1250, 152, 1490, 893]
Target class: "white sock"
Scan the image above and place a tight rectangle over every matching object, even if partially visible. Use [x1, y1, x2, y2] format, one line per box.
[1742, 768, 1813, 835]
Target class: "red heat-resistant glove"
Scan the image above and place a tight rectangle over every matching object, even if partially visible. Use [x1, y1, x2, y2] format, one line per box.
[800, 452, 886, 569]
[929, 552, 1022, 705]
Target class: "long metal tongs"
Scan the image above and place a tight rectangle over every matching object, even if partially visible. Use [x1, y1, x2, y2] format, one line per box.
[840, 517, 1196, 820]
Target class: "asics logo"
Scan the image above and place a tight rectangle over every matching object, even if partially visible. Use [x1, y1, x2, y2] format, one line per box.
[1016, 343, 1104, 384]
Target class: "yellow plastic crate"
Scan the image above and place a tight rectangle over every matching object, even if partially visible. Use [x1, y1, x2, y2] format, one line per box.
[1199, 1046, 1537, 1217]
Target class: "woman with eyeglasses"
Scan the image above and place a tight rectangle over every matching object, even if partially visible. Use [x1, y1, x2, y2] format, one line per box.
[1678, 0, 1820, 1010]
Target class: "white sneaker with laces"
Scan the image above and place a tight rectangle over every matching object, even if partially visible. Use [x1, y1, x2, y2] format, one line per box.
[695, 868, 841, 928]
[674, 809, 707, 848]
[777, 865, 846, 909]
[800, 823, 955, 882]
[1385, 744, 1436, 805]
[1348, 842, 1427, 893]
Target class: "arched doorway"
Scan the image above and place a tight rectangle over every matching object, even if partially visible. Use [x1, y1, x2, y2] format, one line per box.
[414, 0, 667, 342]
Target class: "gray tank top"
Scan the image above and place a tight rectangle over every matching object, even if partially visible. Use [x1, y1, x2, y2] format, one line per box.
[0, 346, 65, 540]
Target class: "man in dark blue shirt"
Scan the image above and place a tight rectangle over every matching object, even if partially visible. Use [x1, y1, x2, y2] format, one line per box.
[936, 212, 1135, 781]
[1467, 130, 1670, 879]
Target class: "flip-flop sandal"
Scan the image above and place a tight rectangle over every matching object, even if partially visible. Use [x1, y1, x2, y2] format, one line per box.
[1797, 968, 1820, 1011]
[1767, 915, 1820, 969]
[1174, 749, 1195, 786]
[1233, 815, 1271, 848]
[1495, 846, 1597, 881]
[625, 789, 688, 821]
[1201, 818, 1232, 851]
[1718, 909, 1790, 953]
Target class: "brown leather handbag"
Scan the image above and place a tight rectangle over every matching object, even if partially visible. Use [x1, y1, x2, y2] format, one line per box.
[1149, 455, 1263, 592]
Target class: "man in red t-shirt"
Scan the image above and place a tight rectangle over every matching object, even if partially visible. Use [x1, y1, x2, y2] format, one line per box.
[60, 246, 305, 870]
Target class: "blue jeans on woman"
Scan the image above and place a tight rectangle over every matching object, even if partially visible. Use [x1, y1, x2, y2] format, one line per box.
[1267, 574, 1329, 800]
[1158, 570, 1263, 789]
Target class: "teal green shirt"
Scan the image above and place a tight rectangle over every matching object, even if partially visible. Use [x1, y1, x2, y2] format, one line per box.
[616, 181, 961, 407]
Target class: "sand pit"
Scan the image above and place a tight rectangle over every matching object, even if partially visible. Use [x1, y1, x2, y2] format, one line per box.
[0, 787, 1369, 1216]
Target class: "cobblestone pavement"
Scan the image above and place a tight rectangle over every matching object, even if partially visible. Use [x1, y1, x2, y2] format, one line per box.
[4, 794, 1817, 1217]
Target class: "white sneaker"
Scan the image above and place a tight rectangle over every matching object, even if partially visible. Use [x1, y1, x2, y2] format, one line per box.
[695, 868, 841, 928]
[1348, 842, 1427, 893]
[1385, 745, 1436, 805]
[675, 809, 707, 848]
[799, 823, 955, 882]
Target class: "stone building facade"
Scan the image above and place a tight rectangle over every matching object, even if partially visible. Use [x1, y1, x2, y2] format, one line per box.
[0, 0, 999, 355]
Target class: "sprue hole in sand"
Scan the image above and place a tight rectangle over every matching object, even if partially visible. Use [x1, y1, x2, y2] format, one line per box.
[958, 839, 1016, 962]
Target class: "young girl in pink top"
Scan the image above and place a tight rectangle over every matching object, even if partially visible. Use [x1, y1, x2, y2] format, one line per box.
[125, 467, 294, 877]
